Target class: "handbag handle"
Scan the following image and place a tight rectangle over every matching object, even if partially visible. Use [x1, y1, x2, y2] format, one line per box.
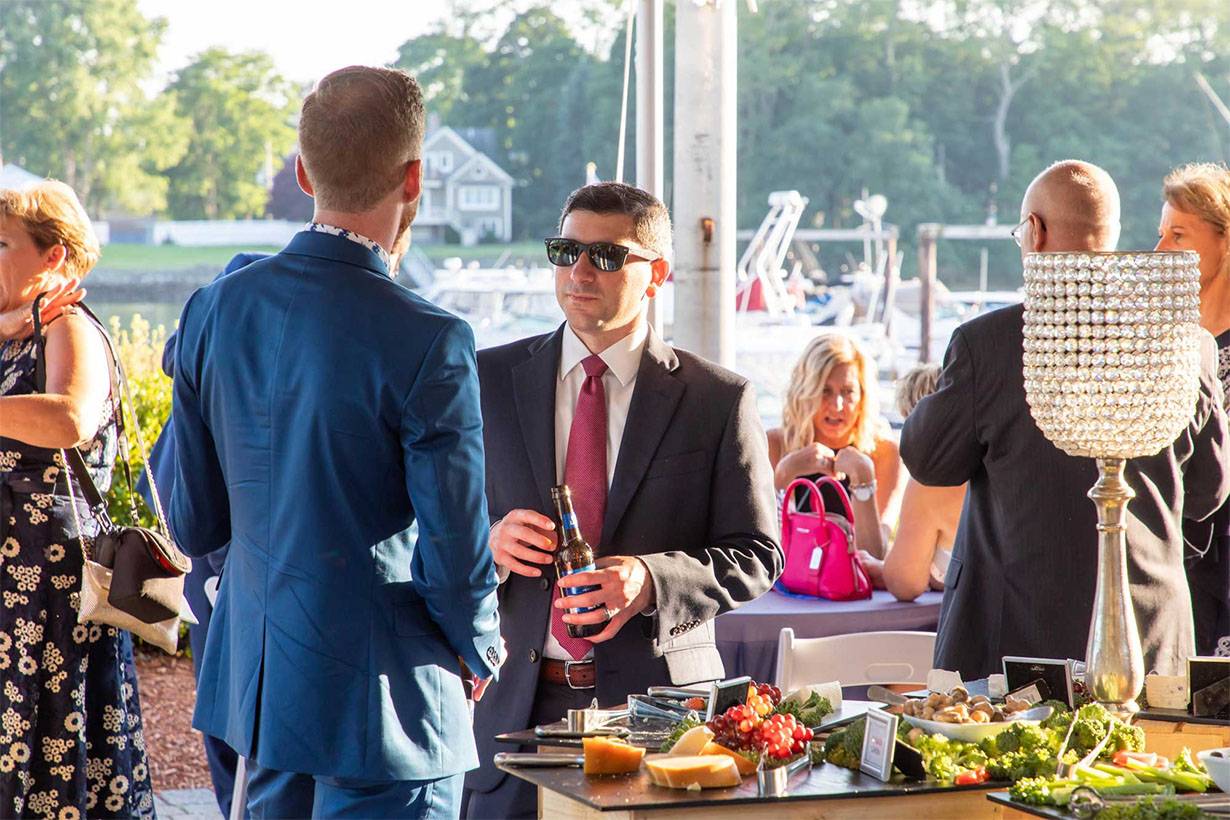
[31, 295, 172, 541]
[781, 475, 856, 524]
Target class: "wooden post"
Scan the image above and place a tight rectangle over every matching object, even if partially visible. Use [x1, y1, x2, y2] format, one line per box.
[917, 224, 940, 363]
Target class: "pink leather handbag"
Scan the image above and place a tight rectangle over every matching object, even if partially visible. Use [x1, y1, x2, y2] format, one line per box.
[779, 477, 872, 600]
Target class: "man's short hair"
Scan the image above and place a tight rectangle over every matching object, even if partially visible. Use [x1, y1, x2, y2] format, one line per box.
[558, 182, 673, 263]
[298, 66, 425, 212]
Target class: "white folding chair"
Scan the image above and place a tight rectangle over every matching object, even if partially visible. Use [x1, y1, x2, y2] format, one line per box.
[775, 628, 937, 691]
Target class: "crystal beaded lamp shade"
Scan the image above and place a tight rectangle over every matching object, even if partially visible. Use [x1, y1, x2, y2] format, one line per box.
[1023, 251, 1203, 459]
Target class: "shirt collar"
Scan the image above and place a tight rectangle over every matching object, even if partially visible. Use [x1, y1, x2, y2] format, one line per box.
[304, 222, 392, 275]
[560, 322, 648, 387]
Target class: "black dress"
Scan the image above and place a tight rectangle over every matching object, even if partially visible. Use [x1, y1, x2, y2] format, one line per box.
[0, 333, 155, 818]
[1184, 329, 1230, 657]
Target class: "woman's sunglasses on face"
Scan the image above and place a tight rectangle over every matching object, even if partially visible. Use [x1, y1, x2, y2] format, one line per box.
[544, 237, 659, 272]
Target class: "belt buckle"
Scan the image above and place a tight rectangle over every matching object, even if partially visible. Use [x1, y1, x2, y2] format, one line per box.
[563, 660, 594, 690]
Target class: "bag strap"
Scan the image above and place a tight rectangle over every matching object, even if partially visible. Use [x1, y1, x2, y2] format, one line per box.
[31, 296, 172, 540]
[811, 475, 856, 523]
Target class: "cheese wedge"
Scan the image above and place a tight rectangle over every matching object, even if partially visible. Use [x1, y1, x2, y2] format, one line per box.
[700, 741, 758, 776]
[582, 736, 646, 775]
[668, 724, 715, 756]
[645, 755, 741, 789]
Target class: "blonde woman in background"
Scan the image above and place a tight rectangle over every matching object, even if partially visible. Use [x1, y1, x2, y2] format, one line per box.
[0, 181, 154, 817]
[767, 332, 903, 559]
[879, 364, 966, 601]
[1155, 162, 1230, 657]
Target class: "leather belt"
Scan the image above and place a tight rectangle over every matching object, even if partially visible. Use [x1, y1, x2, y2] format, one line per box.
[540, 658, 596, 689]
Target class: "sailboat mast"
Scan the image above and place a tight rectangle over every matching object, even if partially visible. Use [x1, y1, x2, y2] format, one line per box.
[637, 0, 666, 328]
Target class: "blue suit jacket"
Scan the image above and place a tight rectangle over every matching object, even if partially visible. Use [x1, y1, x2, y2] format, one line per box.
[139, 251, 267, 576]
[169, 231, 502, 780]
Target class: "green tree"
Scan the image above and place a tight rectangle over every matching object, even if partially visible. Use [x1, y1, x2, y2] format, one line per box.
[0, 0, 188, 215]
[163, 48, 297, 219]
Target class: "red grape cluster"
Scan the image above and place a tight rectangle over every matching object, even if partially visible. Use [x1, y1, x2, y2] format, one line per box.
[754, 682, 782, 707]
[706, 703, 759, 749]
[703, 682, 801, 755]
[753, 713, 813, 759]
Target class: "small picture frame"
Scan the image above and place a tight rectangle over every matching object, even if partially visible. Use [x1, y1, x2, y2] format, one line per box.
[1188, 657, 1229, 719]
[860, 707, 898, 782]
[1003, 656, 1075, 708]
[706, 676, 752, 722]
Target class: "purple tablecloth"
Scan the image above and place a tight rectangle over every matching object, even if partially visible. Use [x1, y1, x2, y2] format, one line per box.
[714, 589, 944, 684]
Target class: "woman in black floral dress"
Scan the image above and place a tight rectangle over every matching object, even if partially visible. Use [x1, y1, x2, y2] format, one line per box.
[1156, 162, 1230, 658]
[0, 181, 154, 818]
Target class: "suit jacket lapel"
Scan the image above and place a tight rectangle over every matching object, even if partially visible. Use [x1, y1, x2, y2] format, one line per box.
[512, 327, 564, 515]
[601, 328, 684, 548]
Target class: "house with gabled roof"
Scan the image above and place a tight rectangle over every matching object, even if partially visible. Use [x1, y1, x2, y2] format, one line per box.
[419, 126, 514, 245]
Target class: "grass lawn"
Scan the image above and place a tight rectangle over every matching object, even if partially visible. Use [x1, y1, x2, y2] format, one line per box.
[97, 240, 547, 272]
[97, 244, 283, 271]
[420, 240, 544, 264]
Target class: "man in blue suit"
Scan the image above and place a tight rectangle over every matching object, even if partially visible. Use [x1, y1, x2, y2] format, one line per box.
[138, 250, 267, 818]
[169, 66, 503, 819]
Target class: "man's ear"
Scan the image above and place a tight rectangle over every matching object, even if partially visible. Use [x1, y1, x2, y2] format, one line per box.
[650, 256, 670, 287]
[295, 155, 315, 198]
[1029, 213, 1047, 253]
[402, 159, 422, 203]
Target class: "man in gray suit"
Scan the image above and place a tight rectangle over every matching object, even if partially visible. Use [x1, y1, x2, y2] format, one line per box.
[463, 182, 782, 818]
[901, 160, 1230, 680]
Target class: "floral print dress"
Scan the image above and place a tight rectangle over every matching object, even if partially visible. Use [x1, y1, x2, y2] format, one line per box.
[0, 333, 155, 819]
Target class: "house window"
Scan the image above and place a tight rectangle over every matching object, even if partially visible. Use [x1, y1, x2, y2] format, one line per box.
[426, 151, 453, 174]
[481, 218, 503, 238]
[422, 189, 441, 215]
[458, 185, 500, 210]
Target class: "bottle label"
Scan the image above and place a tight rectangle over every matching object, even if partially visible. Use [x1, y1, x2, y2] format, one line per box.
[560, 511, 580, 532]
[560, 562, 602, 614]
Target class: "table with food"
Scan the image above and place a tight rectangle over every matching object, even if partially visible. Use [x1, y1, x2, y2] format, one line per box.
[494, 676, 1230, 819]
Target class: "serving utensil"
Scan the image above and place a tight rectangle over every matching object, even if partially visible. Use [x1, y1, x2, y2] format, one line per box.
[494, 752, 584, 768]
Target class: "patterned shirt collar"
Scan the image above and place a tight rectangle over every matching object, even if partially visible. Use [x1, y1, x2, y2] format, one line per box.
[304, 222, 392, 275]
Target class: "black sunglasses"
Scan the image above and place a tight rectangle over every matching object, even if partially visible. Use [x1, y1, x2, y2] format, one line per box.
[544, 238, 658, 272]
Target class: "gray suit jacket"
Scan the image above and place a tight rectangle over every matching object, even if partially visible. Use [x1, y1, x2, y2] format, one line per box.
[467, 325, 781, 793]
[901, 304, 1230, 679]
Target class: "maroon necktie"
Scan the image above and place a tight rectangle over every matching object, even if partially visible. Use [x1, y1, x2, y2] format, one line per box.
[550, 354, 608, 660]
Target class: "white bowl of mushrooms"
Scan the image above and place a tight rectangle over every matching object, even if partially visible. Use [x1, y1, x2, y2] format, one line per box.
[899, 686, 1041, 743]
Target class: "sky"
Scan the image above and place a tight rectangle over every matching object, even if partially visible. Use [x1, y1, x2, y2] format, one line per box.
[136, 0, 451, 86]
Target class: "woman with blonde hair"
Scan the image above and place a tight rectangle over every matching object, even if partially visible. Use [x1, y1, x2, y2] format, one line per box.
[1155, 162, 1230, 657]
[767, 332, 903, 558]
[0, 180, 154, 816]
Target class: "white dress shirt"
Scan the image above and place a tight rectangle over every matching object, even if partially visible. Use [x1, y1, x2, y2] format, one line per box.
[543, 322, 648, 660]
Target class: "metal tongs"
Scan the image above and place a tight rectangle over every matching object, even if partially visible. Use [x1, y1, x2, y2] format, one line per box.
[757, 753, 812, 797]
[1055, 712, 1113, 779]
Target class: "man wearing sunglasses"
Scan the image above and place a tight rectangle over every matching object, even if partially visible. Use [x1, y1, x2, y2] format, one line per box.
[463, 182, 781, 819]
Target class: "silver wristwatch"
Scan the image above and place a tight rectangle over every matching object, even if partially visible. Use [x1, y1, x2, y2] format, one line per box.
[849, 480, 877, 503]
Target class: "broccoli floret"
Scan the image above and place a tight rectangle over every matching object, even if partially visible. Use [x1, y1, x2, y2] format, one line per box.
[841, 718, 866, 761]
[979, 735, 1001, 758]
[1105, 720, 1145, 754]
[823, 719, 865, 770]
[996, 730, 1021, 754]
[1009, 776, 1078, 806]
[1040, 700, 1073, 733]
[989, 747, 1058, 781]
[1013, 723, 1051, 753]
[1069, 715, 1109, 753]
[1075, 703, 1112, 723]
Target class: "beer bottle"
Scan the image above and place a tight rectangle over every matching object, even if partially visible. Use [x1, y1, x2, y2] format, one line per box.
[550, 484, 610, 639]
